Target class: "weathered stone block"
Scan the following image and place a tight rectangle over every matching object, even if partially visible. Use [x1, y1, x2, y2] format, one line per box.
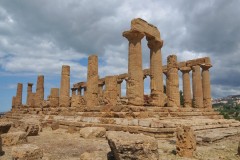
[1, 131, 27, 146]
[106, 131, 158, 160]
[67, 126, 77, 134]
[80, 151, 109, 160]
[12, 144, 43, 160]
[51, 122, 59, 130]
[80, 127, 106, 138]
[151, 120, 163, 128]
[176, 126, 196, 158]
[24, 124, 39, 136]
[139, 119, 152, 127]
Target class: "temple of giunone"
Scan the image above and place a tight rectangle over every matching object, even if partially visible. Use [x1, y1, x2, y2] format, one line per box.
[7, 18, 240, 138]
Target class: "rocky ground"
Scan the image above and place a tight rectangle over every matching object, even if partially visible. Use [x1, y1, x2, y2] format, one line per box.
[1, 127, 240, 160]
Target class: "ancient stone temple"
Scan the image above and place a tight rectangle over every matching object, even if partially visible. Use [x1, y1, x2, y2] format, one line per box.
[7, 18, 240, 142]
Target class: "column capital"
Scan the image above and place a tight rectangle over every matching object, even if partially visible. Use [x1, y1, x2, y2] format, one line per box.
[147, 38, 163, 50]
[27, 83, 33, 86]
[200, 64, 212, 70]
[191, 65, 200, 70]
[117, 79, 123, 84]
[179, 67, 191, 73]
[71, 88, 77, 91]
[123, 30, 145, 42]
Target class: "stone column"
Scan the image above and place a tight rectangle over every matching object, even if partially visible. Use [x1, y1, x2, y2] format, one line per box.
[98, 84, 104, 98]
[166, 55, 180, 107]
[192, 65, 203, 108]
[147, 38, 166, 106]
[103, 76, 118, 106]
[35, 75, 44, 107]
[180, 67, 192, 108]
[26, 83, 33, 105]
[15, 83, 23, 106]
[29, 93, 36, 107]
[117, 80, 123, 98]
[71, 88, 76, 96]
[83, 87, 87, 95]
[59, 65, 70, 107]
[86, 55, 99, 107]
[49, 88, 59, 107]
[201, 64, 212, 108]
[77, 88, 81, 95]
[123, 30, 144, 106]
[12, 96, 16, 108]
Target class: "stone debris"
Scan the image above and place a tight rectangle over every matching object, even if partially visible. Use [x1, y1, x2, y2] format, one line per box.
[176, 126, 196, 158]
[51, 121, 59, 130]
[80, 127, 106, 138]
[106, 131, 159, 160]
[24, 123, 39, 136]
[0, 121, 12, 134]
[11, 144, 43, 160]
[19, 117, 41, 136]
[1, 131, 27, 146]
[80, 151, 108, 160]
[67, 126, 77, 134]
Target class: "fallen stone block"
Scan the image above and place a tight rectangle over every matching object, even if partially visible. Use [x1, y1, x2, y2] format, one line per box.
[106, 131, 159, 160]
[80, 151, 109, 160]
[80, 127, 106, 138]
[67, 126, 77, 134]
[25, 124, 39, 136]
[0, 121, 12, 134]
[1, 131, 27, 146]
[51, 121, 59, 130]
[12, 144, 43, 160]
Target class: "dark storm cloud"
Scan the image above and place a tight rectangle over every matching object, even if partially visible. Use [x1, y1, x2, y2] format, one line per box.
[0, 0, 126, 55]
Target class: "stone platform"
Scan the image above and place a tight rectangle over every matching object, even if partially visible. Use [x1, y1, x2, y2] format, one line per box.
[4, 107, 240, 141]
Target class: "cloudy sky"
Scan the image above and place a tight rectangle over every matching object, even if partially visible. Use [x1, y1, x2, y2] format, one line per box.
[0, 0, 240, 111]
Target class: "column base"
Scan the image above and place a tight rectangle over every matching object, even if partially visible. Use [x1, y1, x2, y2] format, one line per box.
[149, 91, 167, 107]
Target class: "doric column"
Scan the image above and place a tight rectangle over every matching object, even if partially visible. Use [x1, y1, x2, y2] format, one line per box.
[15, 83, 23, 106]
[49, 88, 59, 107]
[12, 96, 16, 108]
[192, 65, 203, 108]
[35, 75, 44, 107]
[59, 65, 70, 107]
[103, 76, 118, 106]
[86, 55, 99, 107]
[180, 67, 192, 108]
[71, 88, 76, 96]
[98, 84, 104, 98]
[29, 93, 36, 107]
[166, 55, 180, 107]
[117, 79, 123, 98]
[123, 30, 144, 106]
[26, 83, 33, 105]
[83, 87, 87, 95]
[77, 88, 81, 95]
[201, 64, 212, 108]
[147, 38, 166, 106]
